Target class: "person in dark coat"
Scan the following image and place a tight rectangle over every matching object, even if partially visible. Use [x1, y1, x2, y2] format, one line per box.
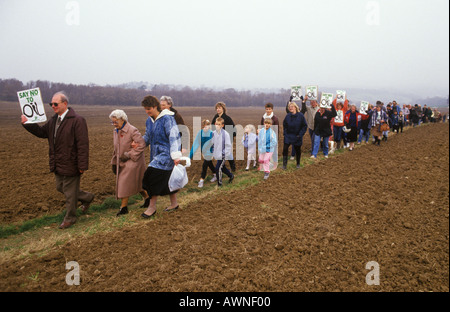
[344, 105, 370, 151]
[311, 104, 337, 159]
[160, 96, 185, 126]
[410, 104, 420, 127]
[260, 102, 280, 131]
[286, 95, 308, 158]
[160, 95, 186, 152]
[282, 102, 307, 169]
[21, 91, 94, 229]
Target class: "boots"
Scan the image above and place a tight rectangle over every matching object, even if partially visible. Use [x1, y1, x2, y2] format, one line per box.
[117, 206, 128, 216]
[282, 156, 288, 170]
[373, 137, 381, 145]
[336, 142, 341, 150]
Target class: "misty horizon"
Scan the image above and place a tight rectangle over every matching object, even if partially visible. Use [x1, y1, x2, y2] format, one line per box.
[2, 77, 448, 108]
[0, 0, 448, 100]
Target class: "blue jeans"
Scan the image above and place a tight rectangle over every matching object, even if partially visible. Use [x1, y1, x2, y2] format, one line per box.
[312, 134, 329, 157]
[333, 126, 343, 143]
[358, 129, 370, 143]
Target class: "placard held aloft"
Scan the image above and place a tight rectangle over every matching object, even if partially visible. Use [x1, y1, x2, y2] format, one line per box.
[305, 86, 318, 101]
[360, 101, 370, 115]
[320, 93, 334, 108]
[290, 85, 302, 101]
[17, 87, 47, 124]
[336, 90, 346, 104]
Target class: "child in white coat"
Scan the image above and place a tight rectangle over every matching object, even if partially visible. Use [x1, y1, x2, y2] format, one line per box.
[242, 124, 258, 171]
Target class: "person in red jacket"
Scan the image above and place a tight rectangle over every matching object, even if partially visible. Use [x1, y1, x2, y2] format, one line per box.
[21, 91, 94, 229]
[332, 98, 349, 150]
[343, 104, 370, 151]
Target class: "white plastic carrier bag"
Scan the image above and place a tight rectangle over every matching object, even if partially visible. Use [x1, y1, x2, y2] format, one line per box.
[168, 157, 191, 192]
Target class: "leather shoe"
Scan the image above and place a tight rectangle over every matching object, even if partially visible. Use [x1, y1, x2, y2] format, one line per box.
[163, 205, 179, 212]
[80, 197, 94, 214]
[140, 197, 151, 208]
[141, 210, 156, 219]
[59, 221, 75, 229]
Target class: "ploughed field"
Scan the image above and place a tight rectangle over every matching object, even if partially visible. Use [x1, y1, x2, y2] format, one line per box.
[0, 103, 289, 224]
[0, 101, 448, 291]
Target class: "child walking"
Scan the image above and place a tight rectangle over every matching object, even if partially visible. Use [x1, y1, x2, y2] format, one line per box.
[392, 110, 406, 133]
[258, 118, 278, 180]
[212, 117, 234, 186]
[398, 111, 405, 133]
[242, 124, 258, 170]
[189, 119, 216, 188]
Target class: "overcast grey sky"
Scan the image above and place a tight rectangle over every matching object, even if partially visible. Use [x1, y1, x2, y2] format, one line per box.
[0, 0, 448, 97]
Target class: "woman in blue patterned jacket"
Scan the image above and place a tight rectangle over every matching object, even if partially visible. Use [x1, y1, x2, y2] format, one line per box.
[140, 95, 182, 218]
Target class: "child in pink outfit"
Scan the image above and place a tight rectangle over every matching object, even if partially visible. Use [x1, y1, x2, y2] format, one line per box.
[258, 118, 278, 180]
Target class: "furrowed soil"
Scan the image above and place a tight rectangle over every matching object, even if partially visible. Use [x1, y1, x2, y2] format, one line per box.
[0, 102, 448, 291]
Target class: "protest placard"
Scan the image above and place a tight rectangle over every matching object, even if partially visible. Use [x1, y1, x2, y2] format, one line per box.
[290, 86, 302, 101]
[320, 92, 333, 108]
[335, 110, 344, 124]
[305, 86, 318, 101]
[336, 90, 346, 104]
[17, 88, 47, 124]
[360, 101, 370, 115]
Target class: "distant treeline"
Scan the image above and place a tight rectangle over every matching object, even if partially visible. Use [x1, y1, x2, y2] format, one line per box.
[0, 78, 290, 107]
[413, 96, 449, 109]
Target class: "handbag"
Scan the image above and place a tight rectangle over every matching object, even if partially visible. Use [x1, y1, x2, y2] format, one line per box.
[380, 123, 390, 131]
[168, 157, 191, 192]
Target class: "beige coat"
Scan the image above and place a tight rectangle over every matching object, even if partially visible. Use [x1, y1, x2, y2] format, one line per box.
[111, 122, 146, 199]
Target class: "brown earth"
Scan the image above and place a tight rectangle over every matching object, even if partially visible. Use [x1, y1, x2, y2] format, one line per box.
[0, 102, 448, 291]
[0, 103, 291, 224]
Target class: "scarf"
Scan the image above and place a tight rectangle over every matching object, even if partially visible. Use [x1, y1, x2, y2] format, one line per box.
[263, 112, 274, 119]
[115, 121, 127, 133]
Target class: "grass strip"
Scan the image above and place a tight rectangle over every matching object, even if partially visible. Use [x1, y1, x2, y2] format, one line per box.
[0, 124, 421, 240]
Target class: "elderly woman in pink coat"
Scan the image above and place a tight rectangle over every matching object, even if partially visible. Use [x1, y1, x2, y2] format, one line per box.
[109, 109, 149, 216]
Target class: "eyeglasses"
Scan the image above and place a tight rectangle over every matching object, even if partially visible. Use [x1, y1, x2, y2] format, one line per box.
[49, 102, 60, 107]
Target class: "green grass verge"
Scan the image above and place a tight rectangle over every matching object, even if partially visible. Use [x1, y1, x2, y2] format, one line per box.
[1, 130, 410, 240]
[0, 195, 140, 239]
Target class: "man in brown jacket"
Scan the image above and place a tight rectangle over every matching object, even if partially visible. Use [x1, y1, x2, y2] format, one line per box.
[21, 91, 94, 229]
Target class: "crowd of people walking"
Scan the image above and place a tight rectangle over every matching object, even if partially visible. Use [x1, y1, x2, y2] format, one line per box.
[20, 91, 448, 228]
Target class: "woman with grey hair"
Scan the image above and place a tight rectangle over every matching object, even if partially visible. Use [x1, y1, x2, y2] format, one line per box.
[109, 109, 149, 216]
[160, 95, 186, 152]
[160, 96, 185, 126]
[343, 105, 369, 151]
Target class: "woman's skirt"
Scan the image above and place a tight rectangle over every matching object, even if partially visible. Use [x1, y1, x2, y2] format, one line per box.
[142, 166, 178, 198]
[347, 126, 358, 142]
